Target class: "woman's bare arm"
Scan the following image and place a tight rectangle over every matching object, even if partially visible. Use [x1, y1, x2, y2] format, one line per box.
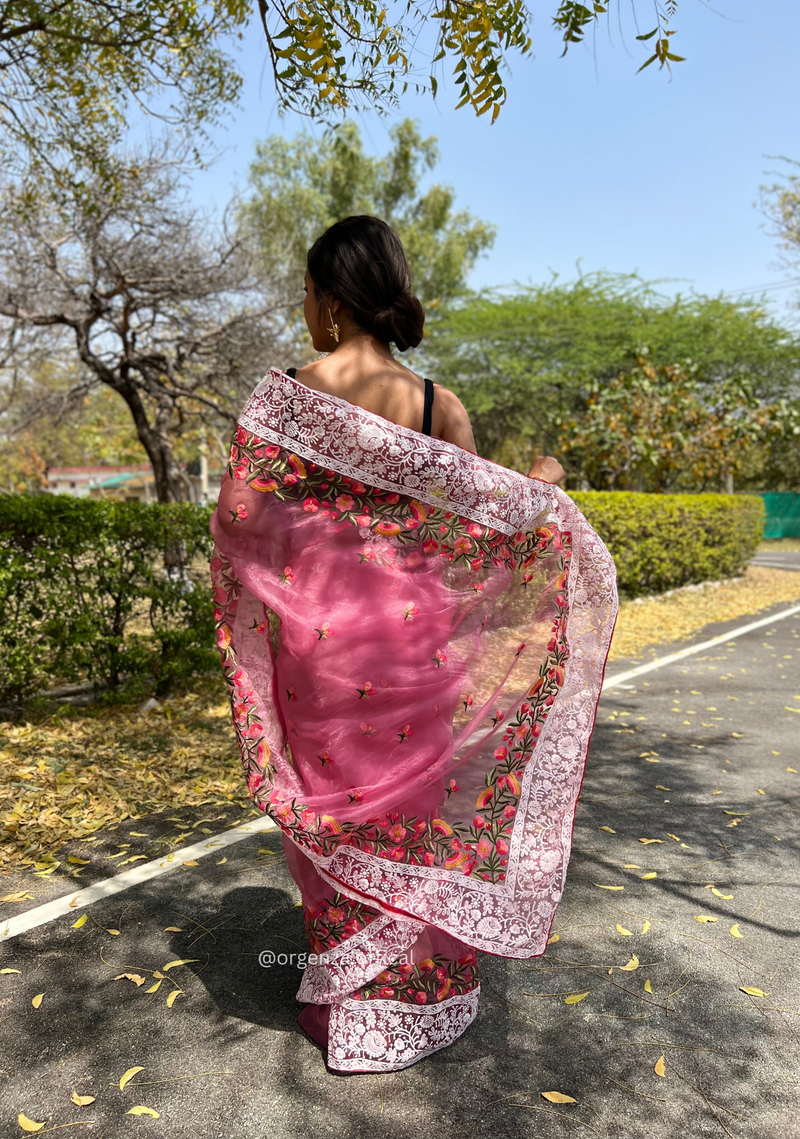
[434, 385, 477, 453]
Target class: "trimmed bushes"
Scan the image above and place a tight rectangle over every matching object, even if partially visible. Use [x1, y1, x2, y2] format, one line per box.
[0, 489, 766, 709]
[571, 491, 765, 598]
[0, 495, 216, 710]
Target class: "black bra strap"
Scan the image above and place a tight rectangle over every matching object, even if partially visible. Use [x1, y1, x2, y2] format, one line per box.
[286, 367, 297, 378]
[422, 377, 434, 436]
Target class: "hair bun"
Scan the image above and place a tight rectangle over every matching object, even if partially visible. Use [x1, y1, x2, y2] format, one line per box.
[306, 216, 426, 352]
[371, 290, 425, 352]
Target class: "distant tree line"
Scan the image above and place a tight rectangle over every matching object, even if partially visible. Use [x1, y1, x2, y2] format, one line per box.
[1, 118, 799, 500]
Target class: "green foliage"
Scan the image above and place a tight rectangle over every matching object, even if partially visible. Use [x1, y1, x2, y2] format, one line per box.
[571, 490, 765, 598]
[423, 276, 800, 482]
[556, 357, 797, 492]
[0, 495, 216, 711]
[258, 0, 683, 122]
[241, 118, 496, 311]
[0, 0, 248, 194]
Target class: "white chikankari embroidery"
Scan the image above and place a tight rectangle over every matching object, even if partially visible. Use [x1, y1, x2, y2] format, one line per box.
[297, 915, 424, 1003]
[327, 986, 480, 1072]
[238, 369, 551, 536]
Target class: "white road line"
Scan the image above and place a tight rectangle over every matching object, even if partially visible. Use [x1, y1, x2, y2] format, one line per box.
[603, 602, 800, 690]
[3, 601, 800, 945]
[1, 817, 277, 943]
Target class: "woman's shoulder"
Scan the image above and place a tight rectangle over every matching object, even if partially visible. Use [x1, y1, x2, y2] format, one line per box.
[429, 383, 476, 453]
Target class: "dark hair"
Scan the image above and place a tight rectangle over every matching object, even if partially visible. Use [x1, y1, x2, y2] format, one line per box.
[307, 215, 425, 351]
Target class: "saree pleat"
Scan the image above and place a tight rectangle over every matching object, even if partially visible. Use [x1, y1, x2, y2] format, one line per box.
[211, 368, 617, 1072]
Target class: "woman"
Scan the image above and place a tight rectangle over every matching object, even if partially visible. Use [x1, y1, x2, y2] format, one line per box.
[211, 215, 617, 1073]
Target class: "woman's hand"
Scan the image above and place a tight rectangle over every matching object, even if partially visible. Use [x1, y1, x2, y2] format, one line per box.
[527, 455, 565, 484]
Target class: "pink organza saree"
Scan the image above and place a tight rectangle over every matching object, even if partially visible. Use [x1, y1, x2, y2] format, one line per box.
[210, 367, 617, 1072]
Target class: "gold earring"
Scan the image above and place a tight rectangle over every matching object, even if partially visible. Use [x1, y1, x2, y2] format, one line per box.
[327, 307, 340, 344]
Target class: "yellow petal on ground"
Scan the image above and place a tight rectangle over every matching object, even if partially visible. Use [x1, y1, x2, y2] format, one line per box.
[67, 857, 90, 865]
[181, 861, 199, 868]
[723, 811, 749, 816]
[114, 973, 146, 987]
[119, 1066, 144, 1091]
[106, 929, 120, 936]
[711, 889, 734, 899]
[644, 979, 653, 993]
[729, 924, 744, 938]
[1, 968, 21, 974]
[119, 856, 147, 866]
[654, 1055, 666, 1077]
[666, 834, 680, 842]
[619, 955, 640, 972]
[638, 838, 662, 844]
[163, 927, 183, 933]
[0, 891, 33, 903]
[17, 1113, 45, 1132]
[787, 767, 798, 774]
[564, 991, 590, 1005]
[145, 980, 163, 994]
[624, 864, 641, 869]
[593, 883, 624, 890]
[31, 993, 43, 1009]
[166, 989, 182, 1008]
[127, 1107, 160, 1118]
[615, 925, 633, 936]
[216, 857, 228, 865]
[162, 959, 198, 971]
[642, 920, 651, 934]
[71, 914, 88, 929]
[546, 932, 560, 945]
[639, 872, 657, 880]
[542, 1091, 577, 1103]
[756, 789, 765, 795]
[740, 986, 769, 997]
[599, 826, 616, 833]
[655, 785, 671, 792]
[695, 915, 717, 923]
[71, 1093, 96, 1106]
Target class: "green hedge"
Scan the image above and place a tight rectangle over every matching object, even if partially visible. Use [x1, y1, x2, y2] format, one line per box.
[0, 490, 767, 709]
[0, 495, 216, 711]
[571, 491, 765, 598]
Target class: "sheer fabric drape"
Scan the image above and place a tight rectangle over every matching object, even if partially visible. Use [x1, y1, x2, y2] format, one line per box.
[211, 369, 617, 1071]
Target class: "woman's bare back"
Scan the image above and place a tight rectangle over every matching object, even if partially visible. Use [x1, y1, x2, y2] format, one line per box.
[293, 346, 477, 453]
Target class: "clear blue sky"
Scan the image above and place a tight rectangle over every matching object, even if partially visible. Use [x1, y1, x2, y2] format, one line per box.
[186, 1, 800, 314]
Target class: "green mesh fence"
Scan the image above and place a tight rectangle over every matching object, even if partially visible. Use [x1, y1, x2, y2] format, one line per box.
[761, 493, 800, 538]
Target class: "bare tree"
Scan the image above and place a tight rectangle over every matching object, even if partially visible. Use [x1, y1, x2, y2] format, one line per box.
[0, 150, 290, 502]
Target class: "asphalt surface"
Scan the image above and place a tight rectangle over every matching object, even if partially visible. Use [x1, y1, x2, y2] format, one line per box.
[751, 550, 800, 573]
[0, 603, 798, 1139]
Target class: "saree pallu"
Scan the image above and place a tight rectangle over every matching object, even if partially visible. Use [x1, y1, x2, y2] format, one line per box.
[210, 368, 618, 1072]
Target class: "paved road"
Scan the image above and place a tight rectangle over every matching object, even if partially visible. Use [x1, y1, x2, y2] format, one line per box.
[751, 550, 800, 572]
[0, 602, 798, 1139]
